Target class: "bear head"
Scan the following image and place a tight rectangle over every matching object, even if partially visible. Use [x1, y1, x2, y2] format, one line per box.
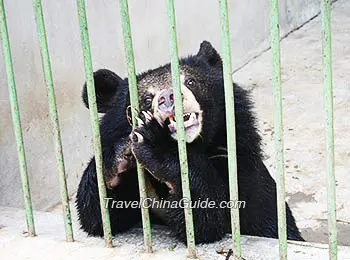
[82, 41, 226, 145]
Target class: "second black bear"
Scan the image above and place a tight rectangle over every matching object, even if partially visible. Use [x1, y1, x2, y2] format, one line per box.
[76, 41, 304, 243]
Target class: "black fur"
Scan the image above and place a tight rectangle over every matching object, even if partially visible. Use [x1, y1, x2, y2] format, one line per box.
[76, 41, 304, 243]
[82, 69, 124, 113]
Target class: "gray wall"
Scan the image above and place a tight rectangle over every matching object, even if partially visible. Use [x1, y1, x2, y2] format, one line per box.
[0, 0, 321, 210]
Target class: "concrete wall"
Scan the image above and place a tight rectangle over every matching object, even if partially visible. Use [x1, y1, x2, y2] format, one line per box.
[0, 0, 321, 210]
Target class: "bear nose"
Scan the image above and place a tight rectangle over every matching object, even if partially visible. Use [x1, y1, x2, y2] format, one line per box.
[158, 89, 175, 114]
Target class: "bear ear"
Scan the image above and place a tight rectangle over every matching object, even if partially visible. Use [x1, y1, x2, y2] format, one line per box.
[82, 69, 123, 113]
[196, 41, 222, 69]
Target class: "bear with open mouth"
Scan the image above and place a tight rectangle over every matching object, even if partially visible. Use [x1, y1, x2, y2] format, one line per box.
[76, 41, 304, 243]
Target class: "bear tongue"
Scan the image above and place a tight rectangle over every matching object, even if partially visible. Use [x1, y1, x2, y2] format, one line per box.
[168, 122, 176, 133]
[167, 116, 176, 133]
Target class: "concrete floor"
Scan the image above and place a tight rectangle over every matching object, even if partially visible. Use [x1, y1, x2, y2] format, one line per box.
[1, 0, 350, 259]
[1, 206, 350, 260]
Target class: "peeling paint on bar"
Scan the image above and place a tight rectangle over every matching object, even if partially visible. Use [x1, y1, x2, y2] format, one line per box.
[33, 0, 74, 242]
[0, 0, 36, 237]
[166, 0, 196, 258]
[76, 0, 113, 248]
[219, 0, 242, 259]
[321, 1, 338, 259]
[270, 0, 288, 259]
[119, 0, 153, 253]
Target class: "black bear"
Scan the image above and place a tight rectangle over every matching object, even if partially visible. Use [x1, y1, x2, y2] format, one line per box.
[76, 41, 304, 243]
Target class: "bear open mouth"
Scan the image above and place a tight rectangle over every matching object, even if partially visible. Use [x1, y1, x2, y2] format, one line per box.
[166, 112, 201, 142]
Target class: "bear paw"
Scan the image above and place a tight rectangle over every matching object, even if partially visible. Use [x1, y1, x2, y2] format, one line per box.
[106, 139, 136, 189]
[129, 112, 179, 189]
[129, 111, 169, 165]
[130, 111, 168, 145]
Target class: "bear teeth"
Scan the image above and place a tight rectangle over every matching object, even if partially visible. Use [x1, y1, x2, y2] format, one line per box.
[169, 113, 195, 128]
[183, 113, 191, 121]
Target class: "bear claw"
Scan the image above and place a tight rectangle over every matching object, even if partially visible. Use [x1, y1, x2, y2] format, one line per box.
[130, 131, 144, 143]
[136, 117, 144, 126]
[142, 111, 152, 122]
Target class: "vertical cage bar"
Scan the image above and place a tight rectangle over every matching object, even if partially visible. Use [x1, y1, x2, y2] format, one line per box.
[270, 0, 287, 259]
[119, 0, 152, 253]
[76, 0, 113, 248]
[166, 0, 196, 258]
[219, 1, 242, 259]
[321, 1, 337, 259]
[32, 0, 74, 242]
[0, 0, 36, 237]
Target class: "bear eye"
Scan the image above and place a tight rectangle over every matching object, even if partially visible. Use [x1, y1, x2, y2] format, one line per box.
[144, 96, 153, 107]
[185, 78, 196, 87]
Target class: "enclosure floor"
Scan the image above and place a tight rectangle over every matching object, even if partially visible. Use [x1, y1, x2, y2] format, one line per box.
[0, 206, 349, 260]
[235, 0, 350, 247]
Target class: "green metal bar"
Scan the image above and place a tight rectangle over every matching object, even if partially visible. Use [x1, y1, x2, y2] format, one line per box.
[321, 1, 337, 259]
[0, 0, 36, 237]
[76, 0, 113, 248]
[33, 0, 74, 242]
[166, 1, 196, 258]
[270, 0, 287, 259]
[219, 1, 241, 259]
[119, 0, 152, 253]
